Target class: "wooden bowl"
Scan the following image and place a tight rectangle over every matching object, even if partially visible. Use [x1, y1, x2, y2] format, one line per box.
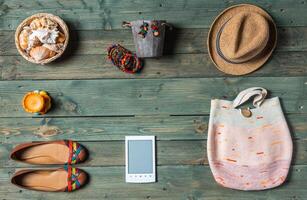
[15, 13, 69, 65]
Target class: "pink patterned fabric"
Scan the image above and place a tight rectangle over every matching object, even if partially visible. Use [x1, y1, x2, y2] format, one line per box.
[207, 87, 293, 190]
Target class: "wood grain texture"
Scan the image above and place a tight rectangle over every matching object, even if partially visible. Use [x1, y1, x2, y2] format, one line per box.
[2, 27, 307, 80]
[1, 138, 307, 167]
[0, 114, 306, 143]
[0, 166, 307, 200]
[0, 140, 206, 167]
[0, 78, 305, 117]
[0, 0, 307, 30]
[2, 27, 307, 56]
[0, 116, 208, 142]
[0, 0, 306, 199]
[1, 52, 307, 80]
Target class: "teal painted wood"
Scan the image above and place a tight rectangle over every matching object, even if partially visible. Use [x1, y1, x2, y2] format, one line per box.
[2, 52, 307, 80]
[2, 26, 307, 79]
[0, 0, 307, 30]
[1, 166, 307, 199]
[0, 116, 208, 142]
[0, 140, 206, 167]
[0, 0, 307, 199]
[1, 139, 307, 168]
[0, 114, 306, 143]
[0, 78, 305, 117]
[3, 27, 307, 56]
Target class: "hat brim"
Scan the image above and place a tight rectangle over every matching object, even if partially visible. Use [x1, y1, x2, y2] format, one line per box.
[207, 4, 277, 75]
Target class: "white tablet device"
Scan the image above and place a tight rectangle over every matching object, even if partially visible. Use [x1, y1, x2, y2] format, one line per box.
[125, 136, 156, 183]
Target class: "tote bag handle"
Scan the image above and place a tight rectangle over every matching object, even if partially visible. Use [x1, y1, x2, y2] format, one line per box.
[233, 87, 267, 108]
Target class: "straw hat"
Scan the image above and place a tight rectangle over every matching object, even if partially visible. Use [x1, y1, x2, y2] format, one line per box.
[15, 13, 69, 65]
[207, 4, 277, 75]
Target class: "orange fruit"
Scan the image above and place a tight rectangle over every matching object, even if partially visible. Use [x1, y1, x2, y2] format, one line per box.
[22, 91, 51, 114]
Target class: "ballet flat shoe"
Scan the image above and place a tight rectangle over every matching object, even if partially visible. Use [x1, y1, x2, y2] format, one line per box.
[11, 166, 87, 192]
[10, 140, 87, 165]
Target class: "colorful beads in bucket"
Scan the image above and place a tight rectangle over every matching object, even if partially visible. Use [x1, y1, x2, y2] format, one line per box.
[122, 20, 171, 58]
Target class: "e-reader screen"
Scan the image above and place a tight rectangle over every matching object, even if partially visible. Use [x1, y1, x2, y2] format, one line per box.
[128, 140, 153, 174]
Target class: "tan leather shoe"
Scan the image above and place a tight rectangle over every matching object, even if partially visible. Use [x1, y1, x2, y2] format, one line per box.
[11, 166, 87, 192]
[10, 140, 87, 165]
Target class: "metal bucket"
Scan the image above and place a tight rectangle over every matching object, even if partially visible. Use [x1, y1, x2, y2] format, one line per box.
[123, 20, 170, 58]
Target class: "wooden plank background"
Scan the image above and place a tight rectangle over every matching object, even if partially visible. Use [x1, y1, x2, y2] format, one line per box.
[0, 0, 307, 199]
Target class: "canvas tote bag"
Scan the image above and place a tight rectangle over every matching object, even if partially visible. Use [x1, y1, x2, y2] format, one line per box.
[207, 87, 293, 190]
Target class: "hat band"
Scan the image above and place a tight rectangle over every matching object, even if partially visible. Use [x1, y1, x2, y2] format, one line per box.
[215, 19, 264, 65]
[215, 19, 246, 64]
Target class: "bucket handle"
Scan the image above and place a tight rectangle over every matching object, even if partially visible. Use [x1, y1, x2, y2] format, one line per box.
[122, 21, 132, 28]
[161, 22, 173, 30]
[122, 21, 172, 30]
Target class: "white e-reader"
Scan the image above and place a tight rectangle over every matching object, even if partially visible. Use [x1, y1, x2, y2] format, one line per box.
[125, 136, 156, 183]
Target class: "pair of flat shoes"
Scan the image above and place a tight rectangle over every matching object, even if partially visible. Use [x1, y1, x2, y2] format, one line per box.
[10, 140, 88, 192]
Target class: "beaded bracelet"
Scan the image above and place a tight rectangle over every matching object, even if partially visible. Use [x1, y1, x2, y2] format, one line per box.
[107, 44, 143, 74]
